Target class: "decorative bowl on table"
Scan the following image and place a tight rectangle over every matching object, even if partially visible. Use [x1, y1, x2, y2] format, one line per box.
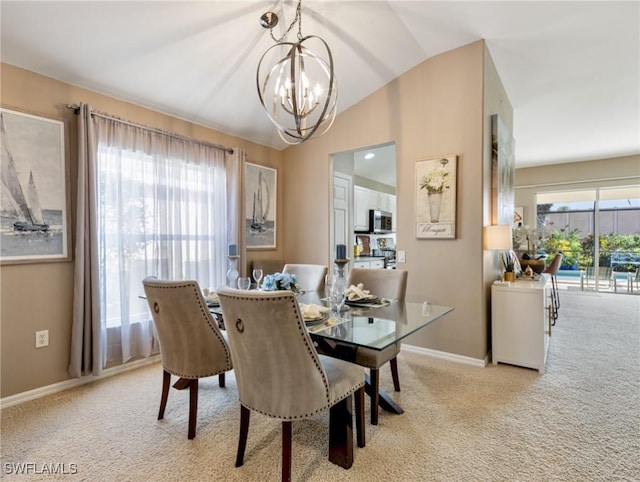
[520, 258, 546, 274]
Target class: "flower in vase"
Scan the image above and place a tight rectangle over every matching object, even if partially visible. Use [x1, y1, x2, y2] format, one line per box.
[513, 224, 552, 258]
[420, 158, 451, 194]
[261, 272, 299, 292]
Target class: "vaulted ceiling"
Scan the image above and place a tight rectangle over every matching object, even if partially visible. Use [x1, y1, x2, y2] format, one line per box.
[2, 1, 638, 169]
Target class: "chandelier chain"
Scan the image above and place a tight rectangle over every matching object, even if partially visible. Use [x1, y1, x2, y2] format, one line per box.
[269, 0, 303, 43]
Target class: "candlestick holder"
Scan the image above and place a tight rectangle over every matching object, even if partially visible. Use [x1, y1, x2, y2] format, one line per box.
[330, 258, 350, 317]
[333, 258, 350, 278]
[226, 255, 239, 287]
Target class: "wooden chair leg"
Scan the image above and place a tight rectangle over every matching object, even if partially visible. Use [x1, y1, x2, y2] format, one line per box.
[158, 369, 171, 420]
[236, 405, 250, 467]
[187, 379, 198, 439]
[370, 368, 380, 425]
[390, 357, 401, 392]
[218, 372, 226, 388]
[328, 395, 354, 469]
[282, 421, 292, 482]
[355, 387, 366, 448]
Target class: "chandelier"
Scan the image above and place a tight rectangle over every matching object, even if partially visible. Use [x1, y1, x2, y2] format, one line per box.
[257, 0, 337, 145]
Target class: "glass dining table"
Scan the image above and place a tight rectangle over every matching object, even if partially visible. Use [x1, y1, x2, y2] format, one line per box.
[211, 291, 454, 415]
[294, 290, 454, 415]
[209, 290, 453, 470]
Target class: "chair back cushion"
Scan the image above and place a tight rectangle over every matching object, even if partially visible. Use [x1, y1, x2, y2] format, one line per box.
[217, 287, 336, 419]
[543, 253, 563, 275]
[283, 264, 328, 291]
[250, 259, 283, 277]
[347, 268, 408, 301]
[142, 278, 232, 378]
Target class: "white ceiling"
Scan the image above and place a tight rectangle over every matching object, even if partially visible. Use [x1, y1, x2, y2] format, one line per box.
[2, 1, 638, 171]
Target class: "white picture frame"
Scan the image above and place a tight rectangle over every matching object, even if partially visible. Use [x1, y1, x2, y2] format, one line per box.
[1, 107, 71, 264]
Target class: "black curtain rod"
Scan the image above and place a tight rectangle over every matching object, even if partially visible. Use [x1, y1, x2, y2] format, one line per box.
[66, 104, 234, 154]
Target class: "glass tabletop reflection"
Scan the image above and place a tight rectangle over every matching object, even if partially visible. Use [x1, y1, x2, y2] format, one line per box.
[295, 290, 454, 351]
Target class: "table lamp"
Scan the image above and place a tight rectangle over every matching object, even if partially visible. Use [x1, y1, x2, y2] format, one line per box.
[484, 225, 514, 281]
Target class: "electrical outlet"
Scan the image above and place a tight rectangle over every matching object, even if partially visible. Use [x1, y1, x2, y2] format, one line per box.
[397, 250, 406, 263]
[35, 330, 49, 348]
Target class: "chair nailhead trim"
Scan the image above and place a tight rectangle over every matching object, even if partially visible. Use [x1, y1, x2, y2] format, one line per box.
[144, 281, 233, 372]
[219, 292, 334, 404]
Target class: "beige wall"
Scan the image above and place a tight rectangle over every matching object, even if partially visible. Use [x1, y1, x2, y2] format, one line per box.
[515, 155, 640, 224]
[1, 39, 514, 398]
[0, 64, 283, 398]
[281, 40, 511, 360]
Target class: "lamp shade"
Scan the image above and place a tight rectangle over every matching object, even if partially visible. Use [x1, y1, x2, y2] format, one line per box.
[484, 225, 512, 250]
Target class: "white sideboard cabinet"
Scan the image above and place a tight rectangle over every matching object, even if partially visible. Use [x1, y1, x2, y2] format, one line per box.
[491, 275, 552, 373]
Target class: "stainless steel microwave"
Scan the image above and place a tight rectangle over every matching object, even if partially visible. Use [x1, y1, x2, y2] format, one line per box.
[369, 209, 393, 233]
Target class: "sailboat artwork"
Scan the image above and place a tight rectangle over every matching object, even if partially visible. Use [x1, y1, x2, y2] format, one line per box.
[1, 108, 68, 263]
[250, 169, 270, 233]
[245, 162, 277, 249]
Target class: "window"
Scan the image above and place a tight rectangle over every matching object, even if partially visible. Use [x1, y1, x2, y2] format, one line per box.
[95, 123, 227, 362]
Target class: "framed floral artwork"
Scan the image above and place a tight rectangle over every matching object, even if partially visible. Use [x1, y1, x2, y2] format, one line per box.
[0, 107, 71, 264]
[415, 155, 457, 239]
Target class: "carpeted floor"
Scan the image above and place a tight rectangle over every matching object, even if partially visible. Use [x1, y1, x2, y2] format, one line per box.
[1, 291, 638, 481]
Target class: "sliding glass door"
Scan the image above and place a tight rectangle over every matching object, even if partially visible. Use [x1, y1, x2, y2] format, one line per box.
[536, 186, 640, 292]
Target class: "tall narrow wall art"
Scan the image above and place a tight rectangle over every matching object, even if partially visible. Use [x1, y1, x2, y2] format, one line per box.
[245, 162, 277, 249]
[491, 114, 515, 226]
[415, 155, 458, 239]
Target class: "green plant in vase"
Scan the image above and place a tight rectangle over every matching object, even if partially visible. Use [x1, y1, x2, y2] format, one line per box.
[501, 251, 517, 281]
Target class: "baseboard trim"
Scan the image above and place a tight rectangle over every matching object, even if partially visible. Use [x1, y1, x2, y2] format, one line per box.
[401, 344, 489, 368]
[1, 355, 161, 409]
[2, 346, 488, 408]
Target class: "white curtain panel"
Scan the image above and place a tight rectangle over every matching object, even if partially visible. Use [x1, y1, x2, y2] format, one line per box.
[225, 148, 246, 278]
[70, 104, 232, 375]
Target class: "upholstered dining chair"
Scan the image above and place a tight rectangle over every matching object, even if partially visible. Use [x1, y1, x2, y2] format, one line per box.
[142, 277, 233, 439]
[250, 259, 283, 277]
[319, 267, 408, 425]
[283, 263, 328, 291]
[216, 287, 365, 481]
[543, 252, 563, 325]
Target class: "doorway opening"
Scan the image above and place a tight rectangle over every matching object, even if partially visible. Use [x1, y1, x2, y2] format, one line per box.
[330, 142, 396, 268]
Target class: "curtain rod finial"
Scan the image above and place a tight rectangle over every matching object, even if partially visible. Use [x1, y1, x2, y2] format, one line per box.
[66, 103, 80, 114]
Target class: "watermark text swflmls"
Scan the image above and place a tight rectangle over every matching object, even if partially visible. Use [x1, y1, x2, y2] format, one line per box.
[3, 462, 78, 475]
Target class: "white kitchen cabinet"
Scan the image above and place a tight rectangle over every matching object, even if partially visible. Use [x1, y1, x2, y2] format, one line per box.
[376, 192, 390, 211]
[353, 185, 397, 231]
[353, 259, 370, 269]
[353, 186, 375, 231]
[491, 275, 552, 373]
[369, 258, 385, 269]
[388, 195, 396, 231]
[352, 258, 385, 269]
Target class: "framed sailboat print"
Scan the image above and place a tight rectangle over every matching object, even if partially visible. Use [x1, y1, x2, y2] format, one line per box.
[1, 107, 70, 264]
[245, 162, 277, 249]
